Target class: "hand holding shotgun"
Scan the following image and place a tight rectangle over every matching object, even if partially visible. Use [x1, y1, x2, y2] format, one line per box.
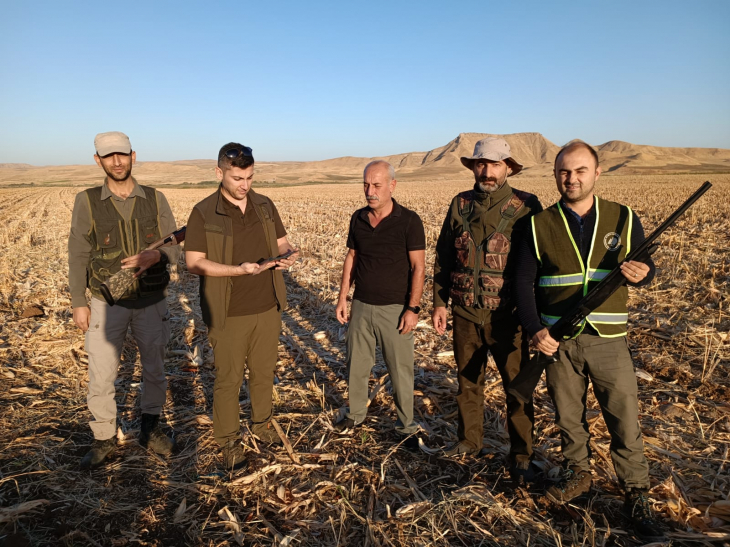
[508, 181, 712, 404]
[100, 227, 186, 306]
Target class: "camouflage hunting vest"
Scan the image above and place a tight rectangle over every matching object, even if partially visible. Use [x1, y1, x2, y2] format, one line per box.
[531, 197, 632, 338]
[449, 189, 533, 310]
[84, 185, 169, 301]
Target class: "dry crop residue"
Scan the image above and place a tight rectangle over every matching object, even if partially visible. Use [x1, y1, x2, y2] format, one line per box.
[0, 175, 728, 546]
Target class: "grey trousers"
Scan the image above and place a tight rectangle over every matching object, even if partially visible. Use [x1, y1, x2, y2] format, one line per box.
[546, 334, 650, 489]
[86, 297, 170, 440]
[345, 299, 417, 435]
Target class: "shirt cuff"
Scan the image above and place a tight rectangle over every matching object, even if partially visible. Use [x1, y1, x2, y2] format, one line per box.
[72, 294, 89, 308]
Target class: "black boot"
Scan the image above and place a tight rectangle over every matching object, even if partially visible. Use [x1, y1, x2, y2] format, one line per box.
[624, 488, 665, 542]
[139, 413, 174, 455]
[80, 438, 116, 470]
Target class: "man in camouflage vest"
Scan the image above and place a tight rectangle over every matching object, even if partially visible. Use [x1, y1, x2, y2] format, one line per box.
[513, 141, 663, 541]
[68, 131, 181, 469]
[432, 137, 542, 482]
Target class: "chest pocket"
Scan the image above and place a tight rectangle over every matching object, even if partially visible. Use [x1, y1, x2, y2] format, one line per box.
[94, 221, 119, 251]
[483, 232, 511, 270]
[137, 215, 160, 246]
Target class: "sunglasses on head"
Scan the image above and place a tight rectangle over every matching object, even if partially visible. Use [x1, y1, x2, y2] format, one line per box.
[224, 146, 253, 160]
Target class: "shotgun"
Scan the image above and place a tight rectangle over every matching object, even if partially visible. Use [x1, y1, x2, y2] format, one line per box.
[508, 181, 712, 403]
[100, 227, 186, 306]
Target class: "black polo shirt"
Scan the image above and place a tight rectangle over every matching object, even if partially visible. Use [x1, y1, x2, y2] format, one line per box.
[346, 199, 425, 306]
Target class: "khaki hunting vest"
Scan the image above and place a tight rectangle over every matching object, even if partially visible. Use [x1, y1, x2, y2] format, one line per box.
[449, 189, 533, 310]
[531, 197, 633, 338]
[85, 185, 169, 301]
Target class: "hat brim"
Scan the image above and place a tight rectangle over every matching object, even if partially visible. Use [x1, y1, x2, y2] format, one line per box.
[460, 156, 523, 176]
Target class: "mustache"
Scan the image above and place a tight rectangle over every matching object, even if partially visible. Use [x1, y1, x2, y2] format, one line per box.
[366, 196, 379, 201]
[478, 176, 499, 183]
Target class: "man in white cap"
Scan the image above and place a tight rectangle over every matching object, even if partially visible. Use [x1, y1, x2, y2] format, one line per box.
[68, 131, 181, 469]
[432, 136, 543, 482]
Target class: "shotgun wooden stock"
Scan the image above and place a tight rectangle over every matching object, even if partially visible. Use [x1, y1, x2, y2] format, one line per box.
[100, 226, 186, 306]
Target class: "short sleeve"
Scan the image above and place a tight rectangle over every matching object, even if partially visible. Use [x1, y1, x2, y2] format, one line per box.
[184, 208, 208, 254]
[346, 212, 358, 250]
[406, 212, 426, 251]
[269, 200, 287, 239]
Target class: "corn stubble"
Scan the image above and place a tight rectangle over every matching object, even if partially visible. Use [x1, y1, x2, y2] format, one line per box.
[0, 175, 728, 546]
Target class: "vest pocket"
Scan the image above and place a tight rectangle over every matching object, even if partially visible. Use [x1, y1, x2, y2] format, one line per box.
[483, 232, 510, 270]
[137, 215, 160, 246]
[479, 275, 507, 310]
[94, 221, 118, 250]
[449, 271, 474, 307]
[454, 231, 475, 269]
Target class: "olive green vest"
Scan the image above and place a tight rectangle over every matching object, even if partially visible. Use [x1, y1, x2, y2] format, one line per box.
[193, 187, 287, 329]
[531, 197, 632, 338]
[85, 185, 169, 301]
[449, 188, 534, 310]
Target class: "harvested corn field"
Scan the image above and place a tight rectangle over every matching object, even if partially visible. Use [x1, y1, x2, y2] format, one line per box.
[0, 174, 729, 546]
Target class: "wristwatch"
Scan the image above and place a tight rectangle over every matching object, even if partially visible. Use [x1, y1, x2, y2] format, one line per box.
[406, 305, 421, 314]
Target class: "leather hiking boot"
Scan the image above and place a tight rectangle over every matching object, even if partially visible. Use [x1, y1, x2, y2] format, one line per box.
[442, 442, 480, 457]
[546, 467, 592, 504]
[333, 417, 360, 435]
[252, 422, 283, 445]
[139, 413, 174, 456]
[510, 460, 543, 485]
[221, 441, 247, 471]
[624, 488, 665, 542]
[80, 438, 116, 470]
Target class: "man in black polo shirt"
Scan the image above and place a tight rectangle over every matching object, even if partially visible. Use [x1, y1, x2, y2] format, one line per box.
[335, 160, 425, 451]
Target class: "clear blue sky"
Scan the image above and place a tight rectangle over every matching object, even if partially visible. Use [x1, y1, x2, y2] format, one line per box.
[1, 0, 728, 165]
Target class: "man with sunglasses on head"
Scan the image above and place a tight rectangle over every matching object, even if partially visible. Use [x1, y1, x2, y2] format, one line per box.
[68, 131, 181, 469]
[186, 143, 298, 470]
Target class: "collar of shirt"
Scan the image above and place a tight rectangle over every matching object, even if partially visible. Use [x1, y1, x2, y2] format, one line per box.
[559, 197, 596, 226]
[101, 177, 146, 201]
[359, 198, 402, 223]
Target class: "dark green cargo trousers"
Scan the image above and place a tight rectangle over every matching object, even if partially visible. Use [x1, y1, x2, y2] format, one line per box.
[453, 312, 534, 464]
[546, 334, 650, 489]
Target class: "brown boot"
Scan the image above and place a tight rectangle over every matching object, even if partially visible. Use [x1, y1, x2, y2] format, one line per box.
[546, 467, 592, 504]
[139, 413, 174, 456]
[221, 441, 247, 471]
[80, 438, 116, 470]
[252, 422, 283, 446]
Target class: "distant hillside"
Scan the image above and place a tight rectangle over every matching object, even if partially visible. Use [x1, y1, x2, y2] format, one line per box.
[1, 133, 728, 186]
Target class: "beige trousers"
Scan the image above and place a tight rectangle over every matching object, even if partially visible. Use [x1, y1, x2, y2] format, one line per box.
[86, 297, 170, 440]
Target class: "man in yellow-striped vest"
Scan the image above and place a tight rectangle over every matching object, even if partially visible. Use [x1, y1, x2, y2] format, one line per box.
[513, 141, 664, 542]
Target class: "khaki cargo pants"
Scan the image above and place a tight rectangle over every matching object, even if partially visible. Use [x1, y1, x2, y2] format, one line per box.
[453, 312, 534, 464]
[86, 297, 170, 440]
[208, 307, 281, 447]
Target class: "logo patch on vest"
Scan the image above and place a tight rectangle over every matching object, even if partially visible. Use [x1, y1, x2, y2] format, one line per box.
[104, 234, 111, 245]
[603, 232, 621, 251]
